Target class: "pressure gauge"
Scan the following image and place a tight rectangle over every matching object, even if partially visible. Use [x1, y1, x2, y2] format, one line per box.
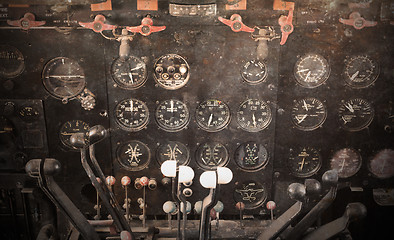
[196, 142, 229, 170]
[155, 99, 190, 132]
[237, 99, 272, 132]
[241, 60, 268, 84]
[294, 53, 330, 88]
[111, 56, 147, 90]
[338, 98, 374, 131]
[196, 99, 231, 132]
[114, 98, 149, 132]
[116, 140, 151, 171]
[234, 142, 269, 171]
[59, 120, 90, 150]
[154, 54, 190, 90]
[288, 147, 322, 178]
[156, 141, 190, 166]
[234, 181, 267, 209]
[344, 55, 379, 89]
[0, 45, 25, 78]
[330, 148, 362, 178]
[291, 98, 327, 131]
[369, 149, 394, 179]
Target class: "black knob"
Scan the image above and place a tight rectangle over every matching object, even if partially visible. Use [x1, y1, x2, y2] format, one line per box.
[88, 125, 108, 145]
[288, 183, 306, 201]
[346, 202, 367, 222]
[322, 170, 339, 187]
[304, 179, 321, 196]
[69, 132, 87, 149]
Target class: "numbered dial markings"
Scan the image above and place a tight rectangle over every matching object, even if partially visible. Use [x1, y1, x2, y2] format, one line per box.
[114, 99, 149, 131]
[294, 53, 330, 88]
[344, 55, 379, 89]
[111, 56, 147, 90]
[330, 148, 362, 178]
[234, 181, 267, 209]
[241, 60, 268, 84]
[196, 142, 229, 170]
[237, 99, 272, 132]
[0, 45, 25, 78]
[288, 147, 322, 177]
[154, 54, 190, 90]
[155, 99, 190, 132]
[59, 120, 89, 150]
[234, 142, 269, 171]
[291, 98, 327, 131]
[156, 141, 190, 166]
[117, 140, 150, 171]
[339, 98, 374, 131]
[369, 149, 394, 179]
[196, 99, 231, 132]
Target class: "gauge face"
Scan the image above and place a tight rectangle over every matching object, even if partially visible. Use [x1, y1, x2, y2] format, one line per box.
[291, 98, 327, 131]
[241, 60, 268, 84]
[0, 45, 25, 78]
[330, 148, 362, 178]
[196, 142, 229, 170]
[156, 141, 190, 166]
[155, 99, 190, 132]
[234, 181, 267, 209]
[59, 120, 89, 150]
[344, 55, 379, 89]
[111, 56, 147, 90]
[338, 98, 374, 131]
[294, 53, 330, 88]
[237, 99, 272, 132]
[114, 98, 149, 132]
[288, 147, 322, 177]
[153, 54, 190, 90]
[19, 106, 40, 122]
[234, 142, 269, 171]
[42, 57, 86, 100]
[117, 140, 150, 171]
[196, 99, 231, 132]
[369, 149, 394, 179]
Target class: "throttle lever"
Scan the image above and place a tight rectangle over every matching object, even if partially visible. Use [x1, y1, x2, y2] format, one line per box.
[339, 12, 377, 30]
[126, 17, 166, 36]
[218, 14, 255, 33]
[7, 12, 46, 30]
[278, 8, 294, 45]
[79, 14, 116, 33]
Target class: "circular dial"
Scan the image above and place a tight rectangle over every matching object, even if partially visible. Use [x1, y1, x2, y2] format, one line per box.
[111, 56, 147, 90]
[155, 99, 190, 132]
[42, 57, 86, 101]
[294, 53, 330, 88]
[234, 142, 269, 171]
[156, 141, 190, 166]
[369, 149, 394, 179]
[339, 98, 374, 131]
[330, 148, 362, 178]
[116, 140, 150, 171]
[237, 99, 272, 132]
[291, 98, 327, 131]
[196, 142, 229, 170]
[241, 60, 268, 84]
[196, 99, 231, 132]
[344, 55, 379, 89]
[114, 98, 149, 132]
[234, 181, 267, 209]
[288, 147, 322, 177]
[19, 105, 40, 122]
[59, 120, 89, 150]
[153, 54, 190, 90]
[0, 45, 25, 78]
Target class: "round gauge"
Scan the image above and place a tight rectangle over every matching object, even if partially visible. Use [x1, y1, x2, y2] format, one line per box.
[234, 142, 269, 171]
[237, 99, 272, 132]
[196, 99, 231, 132]
[234, 180, 267, 209]
[156, 141, 190, 166]
[153, 54, 190, 90]
[288, 147, 322, 178]
[330, 148, 362, 178]
[155, 99, 190, 132]
[114, 98, 149, 132]
[0, 45, 25, 78]
[369, 149, 394, 179]
[111, 56, 147, 90]
[59, 120, 90, 150]
[42, 57, 86, 101]
[19, 105, 40, 122]
[344, 55, 379, 89]
[196, 142, 229, 170]
[116, 140, 151, 171]
[241, 60, 268, 84]
[291, 98, 327, 131]
[338, 98, 374, 131]
[294, 53, 330, 88]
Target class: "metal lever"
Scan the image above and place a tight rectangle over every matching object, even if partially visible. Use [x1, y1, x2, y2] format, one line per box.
[278, 8, 294, 45]
[7, 13, 45, 30]
[126, 17, 166, 36]
[79, 14, 116, 33]
[199, 187, 219, 240]
[218, 14, 255, 33]
[339, 12, 377, 30]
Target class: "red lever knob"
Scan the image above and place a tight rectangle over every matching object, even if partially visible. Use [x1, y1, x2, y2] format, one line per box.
[126, 17, 166, 36]
[140, 176, 149, 186]
[218, 14, 254, 33]
[266, 201, 276, 210]
[106, 176, 116, 186]
[339, 12, 377, 30]
[121, 176, 131, 186]
[278, 8, 294, 45]
[78, 14, 116, 33]
[7, 13, 46, 30]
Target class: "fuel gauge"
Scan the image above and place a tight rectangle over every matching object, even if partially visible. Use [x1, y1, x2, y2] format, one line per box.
[344, 55, 379, 89]
[59, 120, 90, 150]
[369, 149, 394, 179]
[234, 142, 269, 171]
[111, 56, 147, 90]
[116, 140, 151, 171]
[294, 53, 330, 88]
[338, 98, 374, 131]
[288, 147, 322, 178]
[291, 98, 327, 131]
[330, 148, 362, 178]
[196, 142, 229, 170]
[241, 60, 268, 84]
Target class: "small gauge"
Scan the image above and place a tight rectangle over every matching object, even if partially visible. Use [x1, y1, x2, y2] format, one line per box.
[59, 120, 90, 150]
[114, 98, 149, 132]
[116, 140, 150, 171]
[237, 99, 272, 132]
[241, 60, 268, 84]
[42, 57, 86, 101]
[338, 98, 374, 131]
[196, 142, 229, 170]
[111, 56, 147, 90]
[330, 148, 362, 178]
[288, 147, 322, 177]
[196, 99, 231, 132]
[234, 180, 267, 209]
[291, 98, 327, 131]
[344, 55, 379, 89]
[19, 106, 40, 122]
[294, 53, 330, 88]
[153, 54, 190, 90]
[0, 45, 25, 78]
[155, 99, 190, 132]
[234, 142, 269, 171]
[369, 149, 394, 179]
[156, 141, 190, 166]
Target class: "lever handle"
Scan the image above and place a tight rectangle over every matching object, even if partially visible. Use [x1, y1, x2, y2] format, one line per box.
[218, 14, 255, 33]
[278, 8, 294, 45]
[79, 14, 116, 33]
[126, 17, 166, 36]
[339, 12, 377, 30]
[7, 13, 45, 30]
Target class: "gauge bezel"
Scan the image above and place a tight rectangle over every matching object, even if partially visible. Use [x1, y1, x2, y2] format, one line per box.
[293, 53, 330, 88]
[234, 142, 269, 172]
[343, 55, 379, 89]
[288, 147, 322, 178]
[338, 98, 374, 132]
[195, 99, 231, 132]
[111, 56, 147, 90]
[368, 149, 394, 179]
[156, 141, 190, 167]
[155, 99, 190, 132]
[114, 98, 149, 132]
[116, 140, 151, 171]
[233, 180, 267, 210]
[59, 120, 90, 150]
[236, 99, 272, 132]
[0, 45, 25, 78]
[329, 148, 362, 178]
[291, 97, 327, 131]
[240, 60, 268, 85]
[195, 142, 229, 170]
[153, 54, 190, 90]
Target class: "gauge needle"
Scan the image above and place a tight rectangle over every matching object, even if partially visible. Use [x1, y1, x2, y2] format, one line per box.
[303, 100, 308, 111]
[340, 159, 346, 172]
[252, 113, 257, 127]
[130, 100, 133, 112]
[297, 114, 308, 124]
[208, 113, 213, 126]
[341, 116, 348, 124]
[299, 157, 305, 171]
[305, 71, 311, 82]
[130, 66, 142, 71]
[128, 73, 134, 83]
[170, 100, 174, 112]
[297, 69, 309, 73]
[350, 71, 359, 80]
[381, 159, 386, 174]
[345, 103, 354, 113]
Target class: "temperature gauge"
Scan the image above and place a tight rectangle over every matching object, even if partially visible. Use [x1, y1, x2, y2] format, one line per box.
[234, 181, 267, 209]
[0, 45, 25, 78]
[237, 99, 272, 132]
[114, 98, 149, 132]
[156, 141, 190, 166]
[294, 53, 330, 88]
[234, 142, 269, 171]
[369, 149, 394, 179]
[330, 148, 362, 178]
[116, 140, 150, 171]
[241, 60, 268, 84]
[291, 98, 327, 131]
[196, 99, 231, 132]
[288, 147, 322, 178]
[344, 55, 379, 89]
[196, 142, 229, 170]
[59, 120, 89, 150]
[153, 54, 190, 90]
[338, 98, 374, 131]
[111, 56, 147, 90]
[155, 99, 190, 132]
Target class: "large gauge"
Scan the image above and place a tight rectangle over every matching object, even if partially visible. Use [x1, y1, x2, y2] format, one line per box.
[234, 181, 267, 209]
[116, 140, 150, 171]
[196, 99, 231, 132]
[153, 54, 190, 90]
[288, 147, 322, 178]
[291, 98, 327, 131]
[344, 55, 379, 89]
[330, 148, 362, 178]
[111, 56, 147, 90]
[237, 99, 272, 132]
[338, 98, 374, 131]
[369, 149, 394, 179]
[0, 45, 25, 78]
[156, 141, 190, 166]
[114, 98, 149, 132]
[196, 142, 229, 170]
[234, 142, 269, 171]
[155, 99, 190, 132]
[241, 60, 268, 84]
[294, 53, 330, 88]
[59, 120, 89, 150]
